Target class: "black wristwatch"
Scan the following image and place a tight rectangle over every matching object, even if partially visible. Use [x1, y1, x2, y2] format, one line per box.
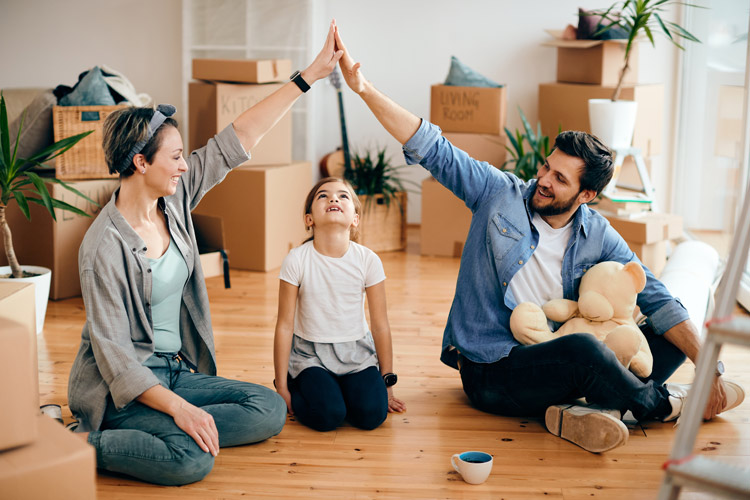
[715, 360, 725, 377]
[290, 70, 310, 93]
[383, 373, 398, 387]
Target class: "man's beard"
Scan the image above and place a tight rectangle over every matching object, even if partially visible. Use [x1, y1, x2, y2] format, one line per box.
[531, 184, 580, 217]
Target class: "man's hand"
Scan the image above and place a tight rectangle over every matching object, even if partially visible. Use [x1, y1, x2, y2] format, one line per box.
[172, 401, 220, 456]
[334, 25, 368, 94]
[703, 376, 728, 420]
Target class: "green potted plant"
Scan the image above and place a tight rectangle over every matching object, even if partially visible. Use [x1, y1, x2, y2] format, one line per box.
[587, 0, 701, 149]
[503, 108, 557, 181]
[344, 146, 411, 252]
[0, 91, 96, 333]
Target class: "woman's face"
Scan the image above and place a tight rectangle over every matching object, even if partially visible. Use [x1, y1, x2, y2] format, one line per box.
[143, 126, 187, 197]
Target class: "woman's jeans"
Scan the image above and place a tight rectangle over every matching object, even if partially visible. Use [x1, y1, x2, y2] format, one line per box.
[87, 353, 286, 486]
[290, 366, 388, 432]
[459, 326, 684, 421]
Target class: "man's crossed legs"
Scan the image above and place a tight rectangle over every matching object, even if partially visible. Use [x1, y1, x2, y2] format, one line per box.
[458, 329, 743, 453]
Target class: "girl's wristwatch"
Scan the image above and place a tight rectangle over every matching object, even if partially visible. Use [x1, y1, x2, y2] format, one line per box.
[383, 373, 398, 387]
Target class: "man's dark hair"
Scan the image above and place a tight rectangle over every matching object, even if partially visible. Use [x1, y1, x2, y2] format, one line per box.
[553, 131, 614, 196]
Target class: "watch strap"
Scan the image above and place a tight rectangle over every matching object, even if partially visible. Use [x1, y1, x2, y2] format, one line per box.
[290, 70, 310, 93]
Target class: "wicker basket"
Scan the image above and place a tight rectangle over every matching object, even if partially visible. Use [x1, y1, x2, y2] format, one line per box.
[358, 192, 407, 252]
[52, 105, 125, 180]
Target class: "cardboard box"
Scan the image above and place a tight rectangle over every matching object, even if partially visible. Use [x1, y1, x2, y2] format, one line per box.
[189, 81, 292, 166]
[430, 84, 507, 135]
[539, 82, 663, 156]
[193, 213, 228, 282]
[603, 212, 683, 245]
[0, 179, 118, 300]
[0, 282, 38, 451]
[0, 416, 96, 500]
[420, 178, 472, 257]
[443, 132, 507, 168]
[544, 37, 639, 86]
[628, 240, 667, 277]
[192, 58, 292, 84]
[192, 162, 312, 271]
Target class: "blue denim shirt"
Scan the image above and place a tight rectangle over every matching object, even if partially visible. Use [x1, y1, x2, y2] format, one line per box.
[403, 119, 689, 369]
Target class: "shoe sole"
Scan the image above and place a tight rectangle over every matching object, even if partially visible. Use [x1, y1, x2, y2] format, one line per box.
[546, 405, 629, 453]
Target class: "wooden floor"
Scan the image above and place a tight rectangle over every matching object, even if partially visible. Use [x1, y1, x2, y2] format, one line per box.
[39, 227, 750, 499]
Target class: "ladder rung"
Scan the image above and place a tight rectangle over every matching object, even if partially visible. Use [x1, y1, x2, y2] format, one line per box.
[707, 317, 750, 347]
[666, 455, 750, 497]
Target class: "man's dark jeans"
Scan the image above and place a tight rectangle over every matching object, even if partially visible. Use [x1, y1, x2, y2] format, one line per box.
[458, 325, 684, 421]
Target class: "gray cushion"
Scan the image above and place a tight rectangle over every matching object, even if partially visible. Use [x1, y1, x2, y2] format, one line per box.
[443, 56, 502, 88]
[59, 66, 115, 106]
[8, 89, 57, 161]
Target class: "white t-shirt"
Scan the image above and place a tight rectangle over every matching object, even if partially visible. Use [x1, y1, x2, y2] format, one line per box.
[279, 240, 386, 343]
[508, 213, 572, 308]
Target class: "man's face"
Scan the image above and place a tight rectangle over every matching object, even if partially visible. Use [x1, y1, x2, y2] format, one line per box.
[531, 149, 589, 218]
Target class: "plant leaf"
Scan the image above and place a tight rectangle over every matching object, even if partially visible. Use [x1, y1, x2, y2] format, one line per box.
[12, 191, 31, 220]
[46, 178, 99, 206]
[25, 171, 56, 220]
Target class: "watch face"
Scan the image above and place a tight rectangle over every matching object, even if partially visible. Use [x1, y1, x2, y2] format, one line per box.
[716, 360, 725, 376]
[383, 373, 398, 387]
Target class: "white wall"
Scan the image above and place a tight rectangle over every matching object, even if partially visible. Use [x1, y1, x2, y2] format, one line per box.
[314, 0, 680, 222]
[2, 0, 679, 223]
[0, 0, 183, 122]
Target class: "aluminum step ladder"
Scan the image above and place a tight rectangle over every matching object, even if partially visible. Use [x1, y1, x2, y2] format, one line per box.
[657, 177, 750, 499]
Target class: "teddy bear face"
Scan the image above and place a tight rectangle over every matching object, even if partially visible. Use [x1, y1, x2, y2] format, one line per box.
[578, 262, 647, 321]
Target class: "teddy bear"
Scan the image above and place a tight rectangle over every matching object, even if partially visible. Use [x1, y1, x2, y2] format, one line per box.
[509, 261, 653, 378]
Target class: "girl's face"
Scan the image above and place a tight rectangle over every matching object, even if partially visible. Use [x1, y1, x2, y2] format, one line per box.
[141, 126, 188, 197]
[305, 181, 359, 233]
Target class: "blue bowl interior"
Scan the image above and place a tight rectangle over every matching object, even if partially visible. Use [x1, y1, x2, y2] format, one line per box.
[459, 451, 492, 463]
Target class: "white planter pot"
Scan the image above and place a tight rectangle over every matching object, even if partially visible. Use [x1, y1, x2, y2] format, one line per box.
[0, 265, 51, 334]
[588, 99, 638, 150]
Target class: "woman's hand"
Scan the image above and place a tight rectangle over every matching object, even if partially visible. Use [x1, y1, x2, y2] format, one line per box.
[301, 19, 344, 84]
[172, 400, 220, 456]
[334, 24, 368, 95]
[276, 384, 294, 415]
[387, 387, 406, 413]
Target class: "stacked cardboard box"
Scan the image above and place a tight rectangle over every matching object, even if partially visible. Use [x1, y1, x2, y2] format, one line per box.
[423, 83, 507, 257]
[189, 58, 293, 166]
[539, 34, 663, 160]
[0, 282, 96, 498]
[599, 211, 683, 276]
[193, 162, 312, 272]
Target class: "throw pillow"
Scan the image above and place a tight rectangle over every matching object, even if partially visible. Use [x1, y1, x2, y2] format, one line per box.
[577, 7, 629, 40]
[444, 56, 503, 88]
[59, 66, 116, 106]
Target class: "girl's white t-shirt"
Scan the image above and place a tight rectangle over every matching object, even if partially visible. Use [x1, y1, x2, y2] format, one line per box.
[279, 240, 386, 343]
[508, 212, 573, 308]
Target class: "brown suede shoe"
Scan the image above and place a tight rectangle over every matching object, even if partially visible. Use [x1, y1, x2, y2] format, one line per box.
[545, 404, 629, 453]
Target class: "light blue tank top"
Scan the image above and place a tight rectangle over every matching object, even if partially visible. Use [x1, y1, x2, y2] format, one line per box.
[147, 238, 189, 353]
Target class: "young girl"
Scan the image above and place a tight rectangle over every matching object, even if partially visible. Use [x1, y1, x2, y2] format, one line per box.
[274, 177, 406, 431]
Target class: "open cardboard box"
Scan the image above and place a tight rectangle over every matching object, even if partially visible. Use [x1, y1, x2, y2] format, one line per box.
[543, 29, 639, 86]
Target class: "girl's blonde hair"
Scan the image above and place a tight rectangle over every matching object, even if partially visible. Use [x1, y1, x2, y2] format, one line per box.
[303, 177, 361, 243]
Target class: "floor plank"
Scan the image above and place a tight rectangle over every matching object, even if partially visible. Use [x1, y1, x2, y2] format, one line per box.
[38, 227, 750, 499]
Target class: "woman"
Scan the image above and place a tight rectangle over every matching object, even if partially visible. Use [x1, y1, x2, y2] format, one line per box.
[67, 21, 343, 486]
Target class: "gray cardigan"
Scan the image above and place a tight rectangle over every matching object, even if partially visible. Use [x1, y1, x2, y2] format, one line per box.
[68, 125, 250, 432]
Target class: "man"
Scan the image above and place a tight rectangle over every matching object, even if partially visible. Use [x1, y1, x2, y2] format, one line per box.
[332, 24, 745, 453]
